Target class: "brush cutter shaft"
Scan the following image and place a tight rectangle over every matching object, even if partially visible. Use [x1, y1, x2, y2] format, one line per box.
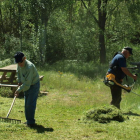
[6, 96, 16, 118]
[131, 91, 140, 96]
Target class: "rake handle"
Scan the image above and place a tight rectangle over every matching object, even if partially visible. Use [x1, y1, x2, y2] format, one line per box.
[6, 96, 16, 118]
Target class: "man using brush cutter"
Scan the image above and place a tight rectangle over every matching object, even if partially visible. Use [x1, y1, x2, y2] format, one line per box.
[105, 47, 137, 109]
[14, 52, 40, 127]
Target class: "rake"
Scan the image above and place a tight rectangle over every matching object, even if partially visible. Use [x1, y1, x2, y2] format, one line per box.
[0, 96, 21, 124]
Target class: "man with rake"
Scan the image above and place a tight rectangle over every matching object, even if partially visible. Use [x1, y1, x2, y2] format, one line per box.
[14, 52, 40, 127]
[107, 47, 137, 109]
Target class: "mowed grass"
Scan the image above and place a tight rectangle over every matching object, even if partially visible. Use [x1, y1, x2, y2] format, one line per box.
[0, 62, 140, 140]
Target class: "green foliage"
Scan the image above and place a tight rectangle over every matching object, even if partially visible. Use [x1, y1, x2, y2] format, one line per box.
[1, 0, 140, 65]
[0, 87, 13, 98]
[0, 59, 12, 68]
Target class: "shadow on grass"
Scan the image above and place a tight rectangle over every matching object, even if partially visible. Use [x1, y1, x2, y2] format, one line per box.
[38, 91, 48, 97]
[123, 111, 140, 116]
[31, 124, 54, 133]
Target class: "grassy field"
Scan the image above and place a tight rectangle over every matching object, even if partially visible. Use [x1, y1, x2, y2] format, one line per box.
[0, 61, 140, 140]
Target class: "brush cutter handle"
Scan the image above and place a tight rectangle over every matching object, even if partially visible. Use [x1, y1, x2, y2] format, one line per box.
[6, 96, 16, 118]
[130, 74, 138, 90]
[134, 74, 138, 82]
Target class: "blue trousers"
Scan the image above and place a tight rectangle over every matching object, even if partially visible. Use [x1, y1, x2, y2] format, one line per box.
[24, 81, 40, 124]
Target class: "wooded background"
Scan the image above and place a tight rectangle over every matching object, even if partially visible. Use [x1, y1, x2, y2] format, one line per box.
[0, 0, 140, 66]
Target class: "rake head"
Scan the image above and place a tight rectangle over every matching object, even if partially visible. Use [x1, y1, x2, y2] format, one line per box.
[0, 117, 21, 124]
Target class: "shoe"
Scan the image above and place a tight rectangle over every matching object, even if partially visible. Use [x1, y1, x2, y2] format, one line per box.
[26, 124, 36, 128]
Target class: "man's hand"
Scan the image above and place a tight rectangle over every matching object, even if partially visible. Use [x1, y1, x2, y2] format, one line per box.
[121, 67, 137, 80]
[14, 90, 19, 97]
[18, 82, 22, 86]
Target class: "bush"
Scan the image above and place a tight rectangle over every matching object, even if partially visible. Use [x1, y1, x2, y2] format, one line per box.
[0, 59, 12, 68]
[0, 87, 13, 98]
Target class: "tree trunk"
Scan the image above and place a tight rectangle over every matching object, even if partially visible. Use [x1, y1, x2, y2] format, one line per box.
[98, 0, 108, 64]
[99, 30, 106, 63]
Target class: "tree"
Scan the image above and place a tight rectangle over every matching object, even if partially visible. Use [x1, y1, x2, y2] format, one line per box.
[81, 0, 108, 63]
[98, 0, 107, 63]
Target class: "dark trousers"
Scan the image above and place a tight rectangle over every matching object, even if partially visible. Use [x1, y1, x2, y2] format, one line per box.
[24, 81, 40, 124]
[110, 84, 122, 109]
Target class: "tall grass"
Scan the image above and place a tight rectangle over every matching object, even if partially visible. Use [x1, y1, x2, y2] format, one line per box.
[39, 60, 108, 79]
[38, 60, 108, 90]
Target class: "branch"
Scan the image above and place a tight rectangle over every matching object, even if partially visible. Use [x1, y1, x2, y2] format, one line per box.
[80, 0, 99, 27]
[107, 1, 122, 17]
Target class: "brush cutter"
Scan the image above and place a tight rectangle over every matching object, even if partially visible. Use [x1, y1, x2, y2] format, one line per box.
[103, 73, 138, 94]
[104, 74, 140, 97]
[103, 73, 133, 92]
[122, 80, 140, 96]
[130, 90, 140, 96]
[0, 96, 21, 124]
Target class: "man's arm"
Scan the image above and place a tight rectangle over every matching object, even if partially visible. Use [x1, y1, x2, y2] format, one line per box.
[121, 67, 137, 80]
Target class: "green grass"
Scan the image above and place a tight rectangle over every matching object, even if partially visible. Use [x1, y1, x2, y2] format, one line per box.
[0, 62, 140, 140]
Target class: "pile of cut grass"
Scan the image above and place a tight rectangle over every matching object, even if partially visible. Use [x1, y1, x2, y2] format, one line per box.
[81, 105, 128, 123]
